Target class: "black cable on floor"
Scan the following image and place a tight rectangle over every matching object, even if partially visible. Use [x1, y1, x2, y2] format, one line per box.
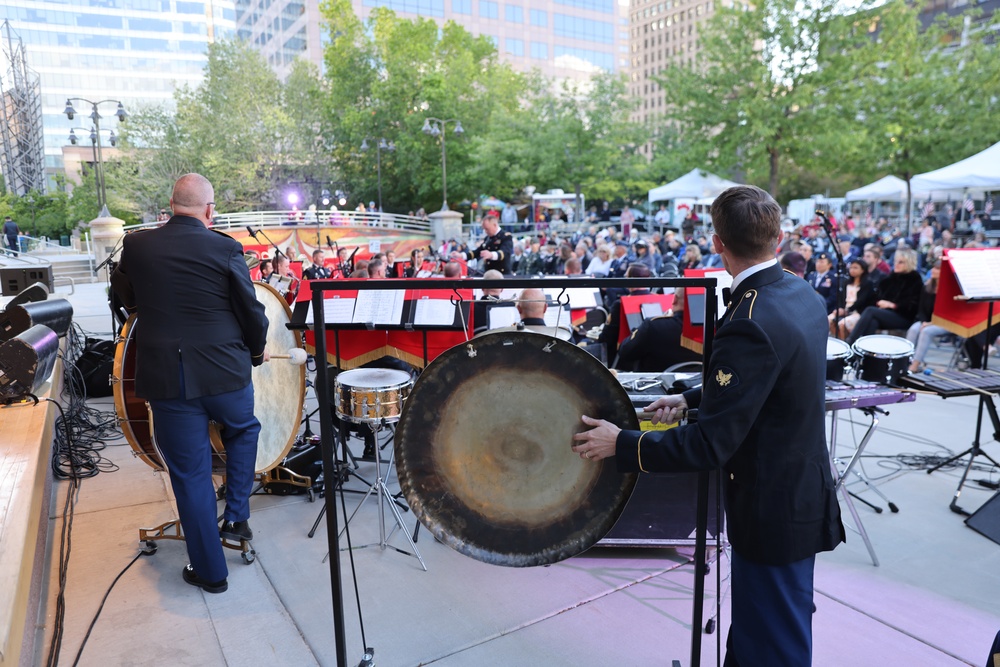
[70, 551, 144, 667]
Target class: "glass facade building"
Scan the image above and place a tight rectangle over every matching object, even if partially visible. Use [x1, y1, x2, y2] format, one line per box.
[235, 0, 628, 82]
[2, 0, 235, 182]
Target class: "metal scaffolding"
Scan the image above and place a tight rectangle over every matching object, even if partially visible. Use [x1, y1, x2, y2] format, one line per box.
[0, 20, 46, 196]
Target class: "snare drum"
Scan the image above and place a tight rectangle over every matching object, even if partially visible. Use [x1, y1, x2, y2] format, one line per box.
[852, 334, 914, 386]
[334, 368, 413, 423]
[826, 337, 854, 381]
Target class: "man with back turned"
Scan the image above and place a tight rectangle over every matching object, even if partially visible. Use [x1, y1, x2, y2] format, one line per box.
[112, 173, 268, 594]
[574, 185, 844, 665]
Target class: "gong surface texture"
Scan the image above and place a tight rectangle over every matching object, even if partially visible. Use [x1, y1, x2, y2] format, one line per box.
[395, 331, 639, 567]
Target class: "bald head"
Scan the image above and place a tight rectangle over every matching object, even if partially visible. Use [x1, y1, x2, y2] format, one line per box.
[517, 288, 547, 320]
[171, 173, 215, 224]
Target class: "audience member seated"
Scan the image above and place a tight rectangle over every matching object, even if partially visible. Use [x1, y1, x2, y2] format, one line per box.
[863, 243, 891, 287]
[585, 245, 613, 276]
[906, 259, 947, 373]
[830, 259, 875, 338]
[805, 251, 838, 314]
[564, 257, 584, 276]
[846, 248, 923, 344]
[779, 251, 806, 278]
[616, 287, 702, 372]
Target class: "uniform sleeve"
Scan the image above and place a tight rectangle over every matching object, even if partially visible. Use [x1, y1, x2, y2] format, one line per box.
[496, 232, 513, 261]
[227, 242, 269, 366]
[616, 318, 651, 368]
[615, 318, 780, 473]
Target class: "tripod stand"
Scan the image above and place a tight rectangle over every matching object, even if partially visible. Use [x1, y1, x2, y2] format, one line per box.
[334, 417, 426, 570]
[307, 419, 384, 538]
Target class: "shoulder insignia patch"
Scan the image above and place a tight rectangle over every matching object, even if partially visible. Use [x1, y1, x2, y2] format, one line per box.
[716, 368, 733, 386]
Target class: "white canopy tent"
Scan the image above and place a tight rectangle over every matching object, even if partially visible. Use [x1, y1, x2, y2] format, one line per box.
[647, 168, 741, 203]
[845, 175, 929, 202]
[911, 141, 1000, 195]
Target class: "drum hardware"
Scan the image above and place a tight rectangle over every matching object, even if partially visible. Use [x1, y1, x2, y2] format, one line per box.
[116, 282, 305, 559]
[327, 368, 425, 570]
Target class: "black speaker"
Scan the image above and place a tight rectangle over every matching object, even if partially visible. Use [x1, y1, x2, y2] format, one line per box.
[0, 265, 53, 296]
[965, 491, 1000, 546]
[0, 324, 59, 399]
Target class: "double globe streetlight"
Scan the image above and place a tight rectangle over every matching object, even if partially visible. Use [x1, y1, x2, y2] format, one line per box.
[421, 118, 463, 211]
[360, 137, 395, 213]
[64, 98, 127, 214]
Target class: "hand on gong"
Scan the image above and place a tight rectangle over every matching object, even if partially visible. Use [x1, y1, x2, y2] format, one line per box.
[573, 416, 621, 461]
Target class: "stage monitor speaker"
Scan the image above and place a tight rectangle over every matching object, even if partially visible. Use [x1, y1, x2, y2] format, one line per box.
[0, 298, 74, 341]
[0, 324, 59, 399]
[7, 281, 50, 307]
[0, 265, 53, 296]
[965, 491, 1000, 546]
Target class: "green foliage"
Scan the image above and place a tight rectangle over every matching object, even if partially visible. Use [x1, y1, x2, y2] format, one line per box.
[320, 0, 526, 211]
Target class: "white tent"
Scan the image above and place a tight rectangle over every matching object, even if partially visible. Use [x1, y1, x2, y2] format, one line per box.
[845, 175, 929, 202]
[647, 169, 741, 204]
[911, 141, 1000, 193]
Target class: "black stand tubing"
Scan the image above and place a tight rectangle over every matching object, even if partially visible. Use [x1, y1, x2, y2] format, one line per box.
[312, 287, 350, 667]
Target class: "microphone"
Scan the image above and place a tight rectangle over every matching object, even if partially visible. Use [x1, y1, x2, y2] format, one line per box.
[247, 226, 259, 239]
[815, 210, 836, 240]
[326, 235, 334, 250]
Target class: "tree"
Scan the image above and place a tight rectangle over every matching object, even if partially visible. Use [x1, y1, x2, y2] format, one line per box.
[833, 0, 1000, 227]
[652, 0, 863, 200]
[470, 72, 649, 217]
[319, 0, 526, 212]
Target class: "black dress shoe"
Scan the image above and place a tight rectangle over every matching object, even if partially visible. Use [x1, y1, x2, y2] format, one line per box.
[183, 565, 228, 594]
[220, 520, 253, 542]
[360, 446, 377, 462]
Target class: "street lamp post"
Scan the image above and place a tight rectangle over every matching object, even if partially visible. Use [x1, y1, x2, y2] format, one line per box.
[360, 137, 395, 213]
[421, 117, 463, 211]
[68, 126, 118, 210]
[64, 98, 127, 215]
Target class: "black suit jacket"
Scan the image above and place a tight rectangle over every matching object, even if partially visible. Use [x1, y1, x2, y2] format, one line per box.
[111, 216, 269, 400]
[616, 263, 844, 565]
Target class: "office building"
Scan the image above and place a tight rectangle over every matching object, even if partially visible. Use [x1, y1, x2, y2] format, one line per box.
[235, 0, 629, 82]
[1, 0, 236, 186]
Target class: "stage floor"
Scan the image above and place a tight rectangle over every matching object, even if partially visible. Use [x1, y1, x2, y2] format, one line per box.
[18, 283, 1000, 667]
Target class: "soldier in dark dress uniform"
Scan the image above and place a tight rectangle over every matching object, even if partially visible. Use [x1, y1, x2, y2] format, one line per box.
[574, 185, 844, 666]
[465, 213, 513, 274]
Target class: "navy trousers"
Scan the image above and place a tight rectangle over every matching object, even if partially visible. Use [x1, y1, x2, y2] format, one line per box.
[149, 370, 260, 583]
[724, 550, 816, 667]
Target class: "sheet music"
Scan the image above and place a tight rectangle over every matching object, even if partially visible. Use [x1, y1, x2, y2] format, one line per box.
[706, 269, 733, 315]
[414, 297, 458, 326]
[353, 290, 405, 325]
[947, 251, 1000, 300]
[304, 296, 356, 325]
[543, 287, 599, 309]
[487, 304, 519, 329]
[544, 305, 570, 328]
[640, 302, 664, 319]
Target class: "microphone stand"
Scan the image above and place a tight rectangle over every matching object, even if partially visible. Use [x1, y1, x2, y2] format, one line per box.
[247, 226, 285, 259]
[818, 211, 848, 340]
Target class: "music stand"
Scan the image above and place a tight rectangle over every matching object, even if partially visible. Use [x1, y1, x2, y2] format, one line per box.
[925, 248, 1000, 515]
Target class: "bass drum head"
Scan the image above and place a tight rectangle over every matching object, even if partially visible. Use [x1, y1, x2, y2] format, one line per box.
[251, 281, 305, 472]
[395, 331, 639, 567]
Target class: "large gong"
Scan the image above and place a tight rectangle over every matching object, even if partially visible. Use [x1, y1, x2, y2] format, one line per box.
[395, 331, 639, 567]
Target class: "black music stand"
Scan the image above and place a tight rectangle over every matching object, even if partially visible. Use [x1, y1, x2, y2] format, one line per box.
[925, 249, 1000, 515]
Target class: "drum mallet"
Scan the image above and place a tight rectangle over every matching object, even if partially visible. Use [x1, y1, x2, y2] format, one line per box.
[267, 348, 308, 366]
[922, 368, 997, 398]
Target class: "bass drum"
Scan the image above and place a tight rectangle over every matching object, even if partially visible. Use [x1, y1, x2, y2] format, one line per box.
[113, 282, 305, 473]
[394, 331, 639, 568]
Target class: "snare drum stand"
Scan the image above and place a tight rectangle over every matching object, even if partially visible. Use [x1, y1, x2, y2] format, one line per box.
[336, 416, 426, 570]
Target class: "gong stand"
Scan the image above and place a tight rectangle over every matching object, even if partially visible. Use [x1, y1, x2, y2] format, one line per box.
[310, 275, 721, 667]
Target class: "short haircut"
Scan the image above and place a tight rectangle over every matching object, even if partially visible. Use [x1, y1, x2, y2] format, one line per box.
[710, 185, 782, 260]
[626, 264, 651, 278]
[483, 269, 503, 281]
[443, 261, 462, 278]
[779, 252, 806, 277]
[367, 258, 385, 274]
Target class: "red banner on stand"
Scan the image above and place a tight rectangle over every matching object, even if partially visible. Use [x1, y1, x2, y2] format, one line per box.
[932, 248, 1000, 338]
